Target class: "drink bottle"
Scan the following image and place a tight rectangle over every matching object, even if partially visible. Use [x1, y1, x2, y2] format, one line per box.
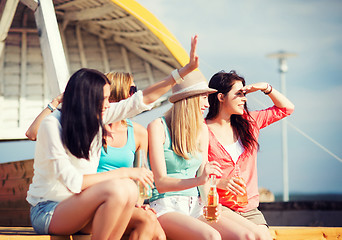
[134, 150, 152, 199]
[204, 175, 219, 222]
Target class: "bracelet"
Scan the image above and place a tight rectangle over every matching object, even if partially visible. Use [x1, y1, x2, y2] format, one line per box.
[47, 102, 56, 112]
[263, 84, 273, 95]
[171, 69, 184, 84]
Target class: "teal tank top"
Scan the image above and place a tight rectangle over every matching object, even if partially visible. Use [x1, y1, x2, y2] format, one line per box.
[150, 117, 202, 202]
[98, 119, 136, 172]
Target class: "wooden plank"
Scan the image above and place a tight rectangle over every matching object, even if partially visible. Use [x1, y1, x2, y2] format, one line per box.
[63, 3, 114, 22]
[98, 38, 109, 73]
[0, 227, 341, 240]
[144, 62, 154, 85]
[0, 39, 5, 135]
[20, 0, 38, 11]
[121, 46, 131, 73]
[34, 0, 69, 97]
[75, 25, 87, 68]
[269, 226, 342, 240]
[58, 24, 70, 71]
[115, 36, 172, 74]
[19, 31, 27, 128]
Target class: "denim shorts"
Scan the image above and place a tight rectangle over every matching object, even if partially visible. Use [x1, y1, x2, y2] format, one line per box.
[150, 196, 203, 218]
[30, 201, 59, 234]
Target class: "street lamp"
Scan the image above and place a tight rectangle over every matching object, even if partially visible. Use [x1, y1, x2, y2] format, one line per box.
[267, 51, 296, 202]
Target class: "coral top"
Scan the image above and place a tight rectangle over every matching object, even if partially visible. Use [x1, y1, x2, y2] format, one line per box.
[207, 106, 294, 212]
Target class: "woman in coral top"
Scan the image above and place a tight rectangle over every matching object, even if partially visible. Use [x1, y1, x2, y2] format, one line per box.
[206, 70, 295, 240]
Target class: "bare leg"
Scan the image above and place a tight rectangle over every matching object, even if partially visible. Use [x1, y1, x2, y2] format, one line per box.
[124, 207, 166, 240]
[158, 212, 221, 240]
[257, 225, 272, 240]
[199, 214, 255, 240]
[125, 207, 156, 240]
[218, 209, 272, 240]
[48, 179, 138, 240]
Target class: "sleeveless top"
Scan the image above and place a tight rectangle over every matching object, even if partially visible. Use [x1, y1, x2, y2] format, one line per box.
[97, 119, 136, 172]
[150, 117, 202, 202]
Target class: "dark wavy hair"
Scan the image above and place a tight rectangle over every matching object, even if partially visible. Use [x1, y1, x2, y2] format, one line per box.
[206, 70, 259, 152]
[61, 68, 110, 159]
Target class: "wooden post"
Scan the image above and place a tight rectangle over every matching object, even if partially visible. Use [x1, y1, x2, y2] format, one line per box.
[33, 0, 69, 97]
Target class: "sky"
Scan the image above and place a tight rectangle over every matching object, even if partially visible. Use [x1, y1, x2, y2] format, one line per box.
[1, 0, 341, 199]
[133, 0, 342, 197]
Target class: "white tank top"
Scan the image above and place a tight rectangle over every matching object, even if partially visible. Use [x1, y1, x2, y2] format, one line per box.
[224, 140, 244, 163]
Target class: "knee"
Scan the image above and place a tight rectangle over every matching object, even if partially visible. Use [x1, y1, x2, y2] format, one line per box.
[241, 232, 256, 240]
[255, 226, 272, 240]
[202, 228, 221, 240]
[154, 230, 166, 240]
[100, 179, 138, 206]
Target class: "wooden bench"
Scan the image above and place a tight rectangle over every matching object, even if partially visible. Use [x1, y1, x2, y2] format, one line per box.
[269, 226, 342, 240]
[0, 227, 135, 240]
[1, 226, 342, 240]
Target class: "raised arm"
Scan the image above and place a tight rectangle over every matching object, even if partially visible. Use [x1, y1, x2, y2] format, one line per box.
[142, 35, 199, 105]
[242, 82, 295, 110]
[25, 93, 63, 141]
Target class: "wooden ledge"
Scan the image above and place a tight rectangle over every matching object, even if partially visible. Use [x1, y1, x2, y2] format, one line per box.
[0, 227, 90, 240]
[1, 226, 342, 240]
[270, 226, 342, 240]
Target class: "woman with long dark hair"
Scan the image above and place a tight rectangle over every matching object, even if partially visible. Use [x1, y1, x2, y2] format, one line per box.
[26, 36, 199, 240]
[206, 70, 295, 239]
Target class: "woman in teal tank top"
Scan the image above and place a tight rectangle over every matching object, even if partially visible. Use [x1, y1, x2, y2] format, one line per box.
[148, 70, 258, 240]
[97, 72, 166, 240]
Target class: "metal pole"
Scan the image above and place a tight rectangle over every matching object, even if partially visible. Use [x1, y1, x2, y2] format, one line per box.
[279, 59, 289, 202]
[267, 51, 296, 202]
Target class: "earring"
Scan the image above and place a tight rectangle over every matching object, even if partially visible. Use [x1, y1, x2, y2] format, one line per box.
[217, 93, 225, 102]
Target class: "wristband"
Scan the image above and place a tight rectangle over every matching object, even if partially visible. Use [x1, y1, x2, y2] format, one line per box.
[47, 102, 56, 112]
[171, 69, 184, 84]
[263, 84, 273, 95]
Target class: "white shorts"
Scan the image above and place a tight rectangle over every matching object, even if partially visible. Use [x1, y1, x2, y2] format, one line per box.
[150, 196, 203, 218]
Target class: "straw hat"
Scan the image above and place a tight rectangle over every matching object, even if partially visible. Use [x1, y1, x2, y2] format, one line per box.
[169, 71, 217, 103]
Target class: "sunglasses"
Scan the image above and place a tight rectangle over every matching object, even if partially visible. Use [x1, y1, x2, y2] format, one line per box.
[129, 86, 137, 96]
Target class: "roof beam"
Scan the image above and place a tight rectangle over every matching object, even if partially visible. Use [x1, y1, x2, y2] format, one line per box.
[55, 0, 88, 10]
[96, 15, 135, 26]
[114, 36, 173, 75]
[20, 0, 38, 11]
[64, 3, 114, 22]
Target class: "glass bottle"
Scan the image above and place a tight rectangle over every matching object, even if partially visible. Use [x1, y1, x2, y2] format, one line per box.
[204, 175, 220, 222]
[235, 165, 248, 206]
[134, 150, 152, 199]
[222, 165, 248, 207]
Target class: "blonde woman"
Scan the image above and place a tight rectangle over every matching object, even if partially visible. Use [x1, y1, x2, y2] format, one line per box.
[148, 71, 258, 240]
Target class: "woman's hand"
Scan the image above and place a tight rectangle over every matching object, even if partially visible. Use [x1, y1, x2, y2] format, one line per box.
[129, 168, 154, 190]
[241, 82, 269, 94]
[187, 35, 199, 71]
[51, 92, 64, 108]
[198, 161, 222, 185]
[217, 177, 246, 196]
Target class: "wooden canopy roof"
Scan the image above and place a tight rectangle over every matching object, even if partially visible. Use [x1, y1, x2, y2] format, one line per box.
[0, 0, 190, 139]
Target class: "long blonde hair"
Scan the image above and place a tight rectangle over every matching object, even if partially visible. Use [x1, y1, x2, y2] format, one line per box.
[165, 95, 203, 159]
[106, 72, 133, 103]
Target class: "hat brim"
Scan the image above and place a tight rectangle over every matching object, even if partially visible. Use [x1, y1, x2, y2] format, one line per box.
[169, 88, 217, 103]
